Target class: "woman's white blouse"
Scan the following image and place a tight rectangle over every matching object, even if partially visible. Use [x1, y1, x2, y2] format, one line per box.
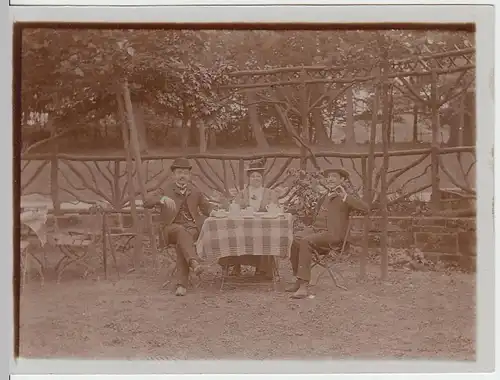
[248, 186, 264, 210]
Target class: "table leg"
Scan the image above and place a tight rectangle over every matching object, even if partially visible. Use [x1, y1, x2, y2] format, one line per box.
[220, 265, 229, 291]
[272, 257, 280, 291]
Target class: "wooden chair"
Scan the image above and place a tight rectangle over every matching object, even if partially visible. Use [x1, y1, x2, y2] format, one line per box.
[50, 206, 104, 283]
[310, 220, 352, 290]
[20, 239, 46, 287]
[20, 209, 49, 286]
[156, 224, 198, 288]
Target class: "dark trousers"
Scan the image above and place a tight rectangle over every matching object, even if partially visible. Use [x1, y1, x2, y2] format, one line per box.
[290, 230, 339, 282]
[163, 223, 199, 288]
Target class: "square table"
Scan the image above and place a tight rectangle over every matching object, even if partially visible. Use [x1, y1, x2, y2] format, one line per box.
[196, 213, 294, 261]
[195, 213, 294, 289]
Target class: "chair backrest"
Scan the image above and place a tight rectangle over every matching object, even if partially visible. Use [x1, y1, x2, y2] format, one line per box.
[51, 205, 103, 242]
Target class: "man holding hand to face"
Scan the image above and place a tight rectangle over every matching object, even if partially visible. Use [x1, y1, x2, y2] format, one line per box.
[287, 167, 369, 299]
[145, 158, 214, 296]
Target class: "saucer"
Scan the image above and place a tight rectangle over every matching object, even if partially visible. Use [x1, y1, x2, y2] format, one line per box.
[260, 214, 279, 219]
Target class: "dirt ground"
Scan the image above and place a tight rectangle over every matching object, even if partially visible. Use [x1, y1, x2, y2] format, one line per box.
[19, 258, 476, 361]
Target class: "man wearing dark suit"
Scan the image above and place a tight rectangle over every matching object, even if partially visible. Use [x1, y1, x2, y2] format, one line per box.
[287, 167, 369, 299]
[146, 158, 214, 296]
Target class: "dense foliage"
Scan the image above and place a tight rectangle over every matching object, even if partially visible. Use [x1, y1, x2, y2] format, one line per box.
[282, 168, 434, 226]
[21, 28, 475, 152]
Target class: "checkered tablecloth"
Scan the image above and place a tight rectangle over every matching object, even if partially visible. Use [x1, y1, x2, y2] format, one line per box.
[196, 214, 294, 261]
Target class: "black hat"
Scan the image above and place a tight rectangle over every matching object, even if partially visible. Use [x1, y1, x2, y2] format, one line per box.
[170, 158, 192, 171]
[322, 167, 350, 180]
[245, 158, 266, 174]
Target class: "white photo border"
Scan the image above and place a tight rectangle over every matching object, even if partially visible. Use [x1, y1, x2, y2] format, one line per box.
[3, 1, 497, 379]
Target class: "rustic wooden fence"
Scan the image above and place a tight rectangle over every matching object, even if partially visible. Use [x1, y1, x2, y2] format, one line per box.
[21, 147, 476, 207]
[20, 44, 476, 279]
[20, 146, 475, 278]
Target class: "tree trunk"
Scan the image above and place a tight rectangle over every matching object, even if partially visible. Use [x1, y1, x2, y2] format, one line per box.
[180, 117, 190, 149]
[48, 120, 60, 214]
[132, 102, 148, 155]
[179, 101, 191, 148]
[198, 119, 207, 153]
[116, 92, 143, 269]
[208, 129, 217, 150]
[344, 86, 356, 146]
[311, 87, 331, 145]
[274, 105, 302, 149]
[241, 119, 250, 142]
[388, 85, 395, 145]
[122, 83, 158, 267]
[246, 90, 269, 149]
[189, 117, 199, 146]
[430, 70, 441, 211]
[300, 71, 309, 169]
[412, 104, 419, 143]
[457, 93, 465, 147]
[463, 90, 476, 146]
[361, 74, 379, 279]
[379, 39, 390, 281]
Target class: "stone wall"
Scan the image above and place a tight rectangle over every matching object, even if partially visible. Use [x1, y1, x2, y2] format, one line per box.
[349, 216, 476, 271]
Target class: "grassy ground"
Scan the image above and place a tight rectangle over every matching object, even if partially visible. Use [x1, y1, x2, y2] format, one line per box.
[19, 256, 476, 360]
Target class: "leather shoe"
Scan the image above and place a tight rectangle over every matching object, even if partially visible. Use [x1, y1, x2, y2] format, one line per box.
[291, 284, 309, 299]
[285, 281, 301, 293]
[190, 260, 204, 276]
[175, 286, 187, 296]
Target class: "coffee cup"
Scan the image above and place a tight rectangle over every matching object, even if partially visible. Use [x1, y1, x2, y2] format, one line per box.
[266, 203, 280, 215]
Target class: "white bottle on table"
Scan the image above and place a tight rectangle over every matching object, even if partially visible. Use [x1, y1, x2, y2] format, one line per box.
[229, 200, 240, 217]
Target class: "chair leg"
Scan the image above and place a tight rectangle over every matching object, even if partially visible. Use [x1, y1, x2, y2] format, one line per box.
[326, 266, 347, 291]
[57, 246, 95, 283]
[271, 257, 280, 291]
[29, 251, 45, 286]
[316, 266, 327, 284]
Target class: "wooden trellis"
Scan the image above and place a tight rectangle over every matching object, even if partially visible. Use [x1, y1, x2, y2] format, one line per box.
[221, 44, 476, 280]
[20, 44, 476, 280]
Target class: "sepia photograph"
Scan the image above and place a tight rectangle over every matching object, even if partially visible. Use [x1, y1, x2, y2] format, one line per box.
[15, 23, 479, 363]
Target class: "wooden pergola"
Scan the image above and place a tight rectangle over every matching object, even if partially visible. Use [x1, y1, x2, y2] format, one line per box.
[21, 44, 476, 279]
[220, 44, 476, 279]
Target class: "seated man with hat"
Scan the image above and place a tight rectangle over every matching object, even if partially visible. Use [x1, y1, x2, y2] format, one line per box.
[145, 157, 214, 296]
[287, 167, 369, 299]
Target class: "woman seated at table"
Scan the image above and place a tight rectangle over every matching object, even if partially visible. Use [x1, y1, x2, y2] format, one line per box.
[220, 159, 279, 278]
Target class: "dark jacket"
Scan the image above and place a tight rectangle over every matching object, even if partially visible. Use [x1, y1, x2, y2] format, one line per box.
[313, 192, 369, 242]
[147, 181, 214, 231]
